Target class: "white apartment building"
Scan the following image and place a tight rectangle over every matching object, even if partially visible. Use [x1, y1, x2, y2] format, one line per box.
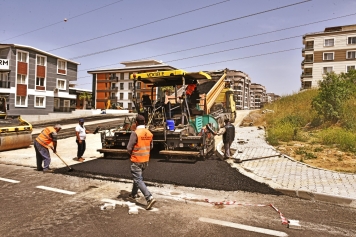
[301, 24, 356, 90]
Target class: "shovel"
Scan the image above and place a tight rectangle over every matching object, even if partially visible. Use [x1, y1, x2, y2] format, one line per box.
[54, 152, 74, 172]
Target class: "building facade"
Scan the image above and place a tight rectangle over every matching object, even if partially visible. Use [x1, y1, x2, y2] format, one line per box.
[226, 70, 251, 110]
[88, 60, 175, 110]
[250, 83, 267, 109]
[0, 44, 80, 115]
[301, 24, 356, 90]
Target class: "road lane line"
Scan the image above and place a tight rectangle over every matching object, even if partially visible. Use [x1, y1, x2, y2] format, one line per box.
[0, 177, 20, 183]
[199, 217, 288, 237]
[36, 186, 76, 195]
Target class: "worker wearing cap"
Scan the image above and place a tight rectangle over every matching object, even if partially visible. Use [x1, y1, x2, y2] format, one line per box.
[34, 124, 62, 173]
[127, 114, 156, 210]
[75, 118, 91, 162]
[215, 118, 235, 159]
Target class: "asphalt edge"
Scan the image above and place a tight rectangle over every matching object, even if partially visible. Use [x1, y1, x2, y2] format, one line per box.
[216, 141, 356, 207]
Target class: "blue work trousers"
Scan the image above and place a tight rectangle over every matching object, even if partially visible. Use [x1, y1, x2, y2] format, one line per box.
[34, 140, 51, 170]
[131, 162, 151, 201]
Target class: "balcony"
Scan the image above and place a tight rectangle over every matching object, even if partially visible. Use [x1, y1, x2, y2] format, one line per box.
[96, 87, 118, 92]
[302, 46, 314, 54]
[97, 76, 119, 83]
[301, 73, 312, 78]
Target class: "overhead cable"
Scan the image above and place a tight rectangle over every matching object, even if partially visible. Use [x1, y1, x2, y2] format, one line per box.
[78, 11, 356, 72]
[0, 0, 124, 42]
[69, 0, 312, 60]
[48, 0, 230, 52]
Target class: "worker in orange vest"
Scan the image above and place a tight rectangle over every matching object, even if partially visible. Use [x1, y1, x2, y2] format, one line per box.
[34, 124, 62, 173]
[126, 115, 156, 210]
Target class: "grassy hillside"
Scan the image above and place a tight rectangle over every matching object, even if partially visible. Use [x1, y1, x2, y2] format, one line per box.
[247, 71, 356, 173]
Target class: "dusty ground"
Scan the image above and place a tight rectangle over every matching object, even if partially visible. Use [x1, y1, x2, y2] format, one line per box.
[241, 111, 356, 174]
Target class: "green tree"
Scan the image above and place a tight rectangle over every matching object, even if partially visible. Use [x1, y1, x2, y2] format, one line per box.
[79, 92, 92, 110]
[311, 71, 355, 122]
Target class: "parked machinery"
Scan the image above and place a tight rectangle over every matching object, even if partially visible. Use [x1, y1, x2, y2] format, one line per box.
[0, 97, 33, 151]
[97, 69, 232, 161]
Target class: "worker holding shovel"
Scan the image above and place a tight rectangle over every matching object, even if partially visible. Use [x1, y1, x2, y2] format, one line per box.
[34, 124, 62, 173]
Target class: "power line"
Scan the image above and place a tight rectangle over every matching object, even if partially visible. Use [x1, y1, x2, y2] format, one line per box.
[78, 11, 356, 72]
[48, 0, 230, 52]
[69, 0, 312, 60]
[165, 35, 302, 63]
[182, 48, 302, 69]
[75, 47, 302, 82]
[0, 0, 124, 42]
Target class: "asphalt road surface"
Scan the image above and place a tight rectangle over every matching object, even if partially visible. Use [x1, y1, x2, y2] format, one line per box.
[55, 154, 281, 195]
[1, 164, 355, 237]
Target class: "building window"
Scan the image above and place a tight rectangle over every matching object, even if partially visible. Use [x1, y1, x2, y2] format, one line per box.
[305, 54, 313, 62]
[137, 93, 141, 99]
[347, 36, 356, 45]
[36, 77, 45, 87]
[324, 39, 334, 47]
[305, 41, 314, 49]
[57, 79, 66, 90]
[128, 93, 132, 99]
[323, 52, 334, 61]
[0, 73, 9, 88]
[35, 96, 45, 107]
[128, 82, 133, 89]
[346, 51, 356, 59]
[17, 74, 26, 84]
[57, 60, 67, 74]
[323, 67, 333, 74]
[120, 93, 124, 99]
[346, 65, 355, 72]
[120, 83, 124, 90]
[37, 55, 46, 66]
[136, 82, 141, 89]
[17, 51, 28, 63]
[124, 73, 129, 80]
[16, 96, 26, 106]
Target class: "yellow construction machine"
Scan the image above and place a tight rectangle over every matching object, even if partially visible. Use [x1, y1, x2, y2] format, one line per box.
[0, 97, 33, 151]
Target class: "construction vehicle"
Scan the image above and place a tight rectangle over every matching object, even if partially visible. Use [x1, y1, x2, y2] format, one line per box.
[0, 97, 33, 151]
[97, 69, 233, 161]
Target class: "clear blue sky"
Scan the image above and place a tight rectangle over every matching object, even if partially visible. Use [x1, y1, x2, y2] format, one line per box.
[1, 0, 355, 95]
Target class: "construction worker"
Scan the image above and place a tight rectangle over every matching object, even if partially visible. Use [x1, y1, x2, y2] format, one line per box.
[34, 124, 62, 173]
[75, 118, 91, 162]
[215, 118, 235, 159]
[127, 115, 156, 210]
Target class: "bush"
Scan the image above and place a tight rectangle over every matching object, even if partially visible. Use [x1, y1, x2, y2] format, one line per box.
[318, 127, 356, 153]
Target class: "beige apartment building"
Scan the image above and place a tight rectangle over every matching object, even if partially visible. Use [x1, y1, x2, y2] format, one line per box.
[301, 24, 356, 90]
[226, 70, 251, 110]
[250, 83, 267, 109]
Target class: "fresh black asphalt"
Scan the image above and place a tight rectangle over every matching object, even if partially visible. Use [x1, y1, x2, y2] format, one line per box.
[56, 154, 281, 195]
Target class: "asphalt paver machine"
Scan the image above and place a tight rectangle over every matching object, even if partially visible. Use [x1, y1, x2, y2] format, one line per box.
[97, 69, 220, 161]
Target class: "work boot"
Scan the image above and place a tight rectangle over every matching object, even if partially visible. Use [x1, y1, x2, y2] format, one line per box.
[128, 194, 141, 200]
[43, 169, 54, 173]
[146, 197, 156, 210]
[78, 157, 84, 162]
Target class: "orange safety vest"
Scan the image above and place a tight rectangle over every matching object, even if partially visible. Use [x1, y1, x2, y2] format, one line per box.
[36, 127, 56, 149]
[130, 128, 153, 163]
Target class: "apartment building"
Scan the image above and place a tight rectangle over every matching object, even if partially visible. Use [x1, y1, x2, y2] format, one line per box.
[0, 44, 80, 115]
[87, 60, 175, 110]
[250, 83, 266, 109]
[226, 70, 251, 110]
[266, 92, 281, 103]
[301, 24, 356, 90]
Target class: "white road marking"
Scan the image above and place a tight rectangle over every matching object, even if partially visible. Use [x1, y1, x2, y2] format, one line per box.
[0, 177, 20, 183]
[199, 217, 288, 237]
[36, 186, 76, 195]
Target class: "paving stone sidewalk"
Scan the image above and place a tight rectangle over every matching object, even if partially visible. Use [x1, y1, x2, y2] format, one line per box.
[218, 126, 356, 206]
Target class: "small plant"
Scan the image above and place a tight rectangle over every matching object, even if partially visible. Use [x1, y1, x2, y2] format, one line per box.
[304, 152, 317, 159]
[314, 147, 323, 152]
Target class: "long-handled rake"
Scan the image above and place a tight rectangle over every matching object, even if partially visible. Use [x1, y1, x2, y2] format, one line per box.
[54, 152, 74, 172]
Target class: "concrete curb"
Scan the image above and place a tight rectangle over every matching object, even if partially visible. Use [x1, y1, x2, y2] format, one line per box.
[216, 141, 356, 207]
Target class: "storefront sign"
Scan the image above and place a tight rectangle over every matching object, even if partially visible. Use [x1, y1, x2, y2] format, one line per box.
[0, 59, 9, 70]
